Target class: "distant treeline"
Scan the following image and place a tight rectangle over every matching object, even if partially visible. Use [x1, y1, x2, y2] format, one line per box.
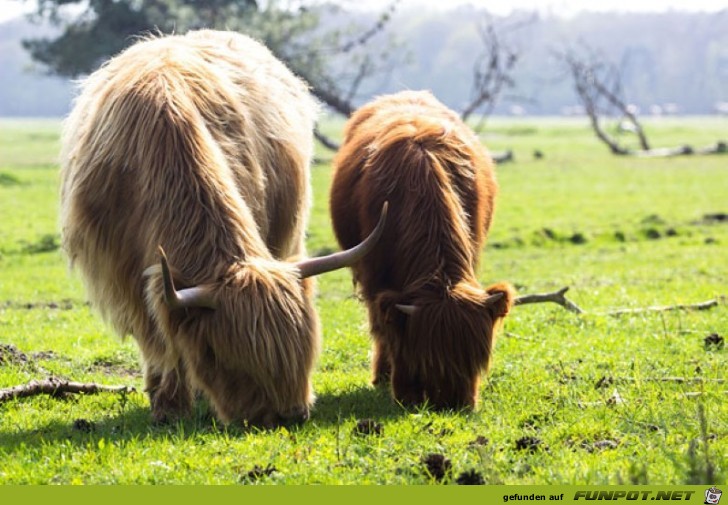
[1, 7, 726, 117]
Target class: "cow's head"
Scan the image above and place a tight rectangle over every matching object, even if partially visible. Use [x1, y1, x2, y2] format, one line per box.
[374, 279, 514, 410]
[150, 203, 388, 427]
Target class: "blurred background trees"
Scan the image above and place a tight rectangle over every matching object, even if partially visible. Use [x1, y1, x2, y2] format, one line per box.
[19, 0, 402, 119]
[2, 2, 727, 120]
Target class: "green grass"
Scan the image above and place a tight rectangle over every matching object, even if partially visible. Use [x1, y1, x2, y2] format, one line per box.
[0, 117, 726, 484]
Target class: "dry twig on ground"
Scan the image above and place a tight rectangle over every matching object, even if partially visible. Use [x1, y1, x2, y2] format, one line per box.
[0, 377, 135, 403]
[605, 300, 718, 316]
[515, 286, 720, 316]
[515, 286, 585, 314]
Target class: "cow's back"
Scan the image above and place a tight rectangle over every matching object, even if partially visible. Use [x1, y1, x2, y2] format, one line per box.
[330, 90, 497, 298]
[60, 31, 316, 340]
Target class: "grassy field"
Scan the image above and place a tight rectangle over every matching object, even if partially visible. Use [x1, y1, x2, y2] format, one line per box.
[0, 116, 726, 484]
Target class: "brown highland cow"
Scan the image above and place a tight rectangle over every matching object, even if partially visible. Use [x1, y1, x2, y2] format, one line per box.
[330, 90, 514, 410]
[60, 30, 385, 427]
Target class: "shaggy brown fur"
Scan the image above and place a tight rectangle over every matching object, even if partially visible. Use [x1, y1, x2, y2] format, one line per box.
[330, 90, 514, 409]
[60, 30, 320, 427]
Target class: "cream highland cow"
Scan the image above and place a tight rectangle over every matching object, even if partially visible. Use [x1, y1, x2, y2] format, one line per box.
[60, 30, 385, 427]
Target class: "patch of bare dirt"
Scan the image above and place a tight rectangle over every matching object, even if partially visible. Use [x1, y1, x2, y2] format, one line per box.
[352, 418, 383, 437]
[704, 333, 724, 350]
[515, 436, 546, 453]
[0, 344, 28, 365]
[455, 469, 485, 485]
[421, 453, 452, 482]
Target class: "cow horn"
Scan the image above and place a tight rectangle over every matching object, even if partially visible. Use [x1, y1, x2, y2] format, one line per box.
[158, 246, 218, 310]
[395, 304, 419, 316]
[483, 291, 505, 308]
[296, 201, 389, 279]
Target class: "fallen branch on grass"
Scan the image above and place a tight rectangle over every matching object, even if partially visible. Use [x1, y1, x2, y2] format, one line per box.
[514, 286, 585, 314]
[514, 286, 720, 316]
[492, 150, 514, 164]
[684, 391, 728, 398]
[614, 377, 726, 384]
[636, 141, 726, 158]
[503, 331, 537, 341]
[605, 299, 718, 316]
[0, 377, 135, 404]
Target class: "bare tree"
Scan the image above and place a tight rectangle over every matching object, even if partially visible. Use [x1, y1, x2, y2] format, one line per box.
[557, 45, 726, 157]
[460, 14, 530, 125]
[0, 378, 134, 403]
[18, 0, 402, 151]
[313, 10, 530, 154]
[556, 45, 650, 155]
[290, 1, 403, 151]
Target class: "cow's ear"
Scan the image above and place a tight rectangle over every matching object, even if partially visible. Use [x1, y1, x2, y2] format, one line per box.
[482, 282, 515, 319]
[375, 290, 409, 323]
[482, 292, 504, 308]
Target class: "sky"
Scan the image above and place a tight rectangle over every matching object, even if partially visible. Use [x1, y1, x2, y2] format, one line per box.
[366, 0, 728, 15]
[1, 0, 725, 23]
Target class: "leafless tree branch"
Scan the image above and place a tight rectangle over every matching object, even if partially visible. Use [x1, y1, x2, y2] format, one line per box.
[605, 300, 719, 316]
[284, 1, 401, 121]
[636, 142, 726, 157]
[346, 56, 374, 104]
[492, 150, 514, 164]
[461, 14, 528, 123]
[515, 286, 720, 317]
[590, 72, 650, 150]
[557, 49, 632, 155]
[337, 0, 400, 54]
[314, 125, 340, 151]
[305, 77, 355, 117]
[515, 286, 585, 314]
[614, 377, 726, 384]
[0, 377, 135, 403]
[552, 45, 725, 157]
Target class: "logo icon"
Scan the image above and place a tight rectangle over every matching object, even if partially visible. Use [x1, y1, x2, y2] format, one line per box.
[705, 487, 722, 505]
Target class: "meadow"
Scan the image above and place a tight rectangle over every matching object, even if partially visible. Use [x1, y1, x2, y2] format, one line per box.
[0, 116, 726, 484]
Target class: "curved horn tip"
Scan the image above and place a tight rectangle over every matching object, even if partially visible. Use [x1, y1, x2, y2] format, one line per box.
[294, 200, 390, 279]
[395, 304, 419, 316]
[375, 201, 389, 230]
[156, 248, 218, 311]
[157, 246, 178, 308]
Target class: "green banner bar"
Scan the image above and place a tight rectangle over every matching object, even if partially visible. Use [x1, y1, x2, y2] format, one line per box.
[0, 484, 721, 505]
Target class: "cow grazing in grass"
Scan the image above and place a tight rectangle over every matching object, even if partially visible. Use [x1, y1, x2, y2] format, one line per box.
[60, 30, 386, 427]
[330, 90, 514, 410]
